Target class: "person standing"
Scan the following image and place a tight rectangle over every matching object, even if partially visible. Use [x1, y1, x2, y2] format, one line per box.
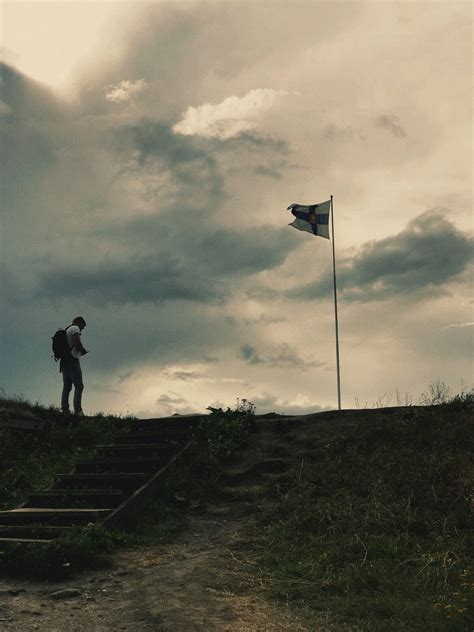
[61, 316, 88, 415]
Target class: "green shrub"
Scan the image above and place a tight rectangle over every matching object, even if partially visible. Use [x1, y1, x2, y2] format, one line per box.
[197, 398, 256, 458]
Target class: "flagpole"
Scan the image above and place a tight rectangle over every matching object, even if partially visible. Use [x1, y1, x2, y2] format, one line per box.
[330, 195, 342, 410]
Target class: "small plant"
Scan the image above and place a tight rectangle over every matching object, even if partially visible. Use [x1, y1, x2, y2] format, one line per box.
[395, 388, 413, 406]
[196, 398, 256, 459]
[420, 380, 452, 406]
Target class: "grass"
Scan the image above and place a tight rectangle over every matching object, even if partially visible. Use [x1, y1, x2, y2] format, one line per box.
[2, 389, 472, 631]
[0, 396, 134, 510]
[0, 396, 256, 579]
[250, 396, 474, 631]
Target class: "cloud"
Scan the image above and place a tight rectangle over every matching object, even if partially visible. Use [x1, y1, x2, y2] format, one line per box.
[141, 391, 200, 418]
[288, 210, 473, 302]
[36, 256, 218, 305]
[162, 369, 204, 382]
[105, 78, 148, 103]
[254, 165, 282, 180]
[161, 366, 243, 384]
[251, 391, 331, 416]
[1, 1, 471, 417]
[173, 88, 287, 139]
[240, 345, 263, 365]
[374, 114, 406, 138]
[0, 99, 11, 116]
[36, 218, 296, 305]
[268, 344, 324, 369]
[240, 343, 323, 370]
[114, 119, 224, 203]
[441, 322, 474, 330]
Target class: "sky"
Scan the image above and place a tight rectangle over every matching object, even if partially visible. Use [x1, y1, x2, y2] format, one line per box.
[0, 1, 472, 418]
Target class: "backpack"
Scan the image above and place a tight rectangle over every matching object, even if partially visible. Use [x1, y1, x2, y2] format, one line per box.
[51, 326, 72, 362]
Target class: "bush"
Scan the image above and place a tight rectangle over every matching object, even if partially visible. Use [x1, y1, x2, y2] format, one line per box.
[196, 398, 256, 459]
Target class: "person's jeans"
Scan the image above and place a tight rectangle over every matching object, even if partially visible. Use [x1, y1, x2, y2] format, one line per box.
[61, 358, 84, 413]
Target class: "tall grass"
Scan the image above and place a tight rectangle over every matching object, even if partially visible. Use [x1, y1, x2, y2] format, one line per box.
[252, 398, 473, 631]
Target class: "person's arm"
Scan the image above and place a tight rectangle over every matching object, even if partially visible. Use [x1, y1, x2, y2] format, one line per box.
[72, 333, 88, 355]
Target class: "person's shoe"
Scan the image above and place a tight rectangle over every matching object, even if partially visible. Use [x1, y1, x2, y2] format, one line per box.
[73, 410, 85, 417]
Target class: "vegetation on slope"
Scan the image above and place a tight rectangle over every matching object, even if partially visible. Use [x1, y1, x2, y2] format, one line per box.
[1, 390, 472, 631]
[0, 396, 133, 511]
[0, 396, 255, 579]
[252, 396, 473, 631]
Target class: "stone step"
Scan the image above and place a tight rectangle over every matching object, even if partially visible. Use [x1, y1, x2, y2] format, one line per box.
[24, 489, 123, 509]
[54, 472, 148, 490]
[75, 457, 168, 474]
[0, 508, 111, 526]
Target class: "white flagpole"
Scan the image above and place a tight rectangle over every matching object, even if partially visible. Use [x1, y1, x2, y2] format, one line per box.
[330, 195, 342, 410]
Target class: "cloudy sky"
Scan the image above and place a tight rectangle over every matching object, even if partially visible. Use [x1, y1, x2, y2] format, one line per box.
[1, 1, 472, 417]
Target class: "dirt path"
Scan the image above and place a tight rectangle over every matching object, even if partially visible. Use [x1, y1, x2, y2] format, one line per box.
[0, 413, 357, 631]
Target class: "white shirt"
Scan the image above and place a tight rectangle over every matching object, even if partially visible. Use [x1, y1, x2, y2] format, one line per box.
[66, 325, 82, 359]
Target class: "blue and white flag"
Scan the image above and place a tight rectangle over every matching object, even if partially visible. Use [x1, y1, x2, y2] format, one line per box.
[287, 200, 331, 239]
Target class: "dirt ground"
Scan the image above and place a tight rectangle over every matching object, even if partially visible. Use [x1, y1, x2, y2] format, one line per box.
[0, 412, 361, 631]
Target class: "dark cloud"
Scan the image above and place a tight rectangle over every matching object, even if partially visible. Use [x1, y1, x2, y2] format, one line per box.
[267, 344, 324, 369]
[374, 114, 406, 138]
[36, 256, 218, 305]
[216, 132, 290, 182]
[240, 343, 323, 370]
[218, 132, 289, 154]
[288, 210, 473, 302]
[321, 124, 358, 142]
[254, 165, 282, 180]
[36, 218, 296, 304]
[74, 3, 359, 118]
[0, 64, 63, 211]
[0, 62, 64, 121]
[240, 345, 263, 365]
[162, 369, 203, 382]
[115, 119, 224, 200]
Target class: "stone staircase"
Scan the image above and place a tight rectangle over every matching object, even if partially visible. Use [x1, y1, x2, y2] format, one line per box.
[0, 415, 202, 545]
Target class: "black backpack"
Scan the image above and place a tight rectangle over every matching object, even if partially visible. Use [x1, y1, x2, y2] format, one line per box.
[52, 326, 72, 362]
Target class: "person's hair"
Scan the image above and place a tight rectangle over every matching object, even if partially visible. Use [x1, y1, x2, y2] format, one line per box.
[73, 316, 86, 327]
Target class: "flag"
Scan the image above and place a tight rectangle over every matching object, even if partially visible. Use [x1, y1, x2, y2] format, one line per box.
[287, 200, 331, 239]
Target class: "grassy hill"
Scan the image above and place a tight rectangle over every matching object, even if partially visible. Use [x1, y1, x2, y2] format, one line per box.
[0, 393, 472, 631]
[249, 400, 473, 631]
